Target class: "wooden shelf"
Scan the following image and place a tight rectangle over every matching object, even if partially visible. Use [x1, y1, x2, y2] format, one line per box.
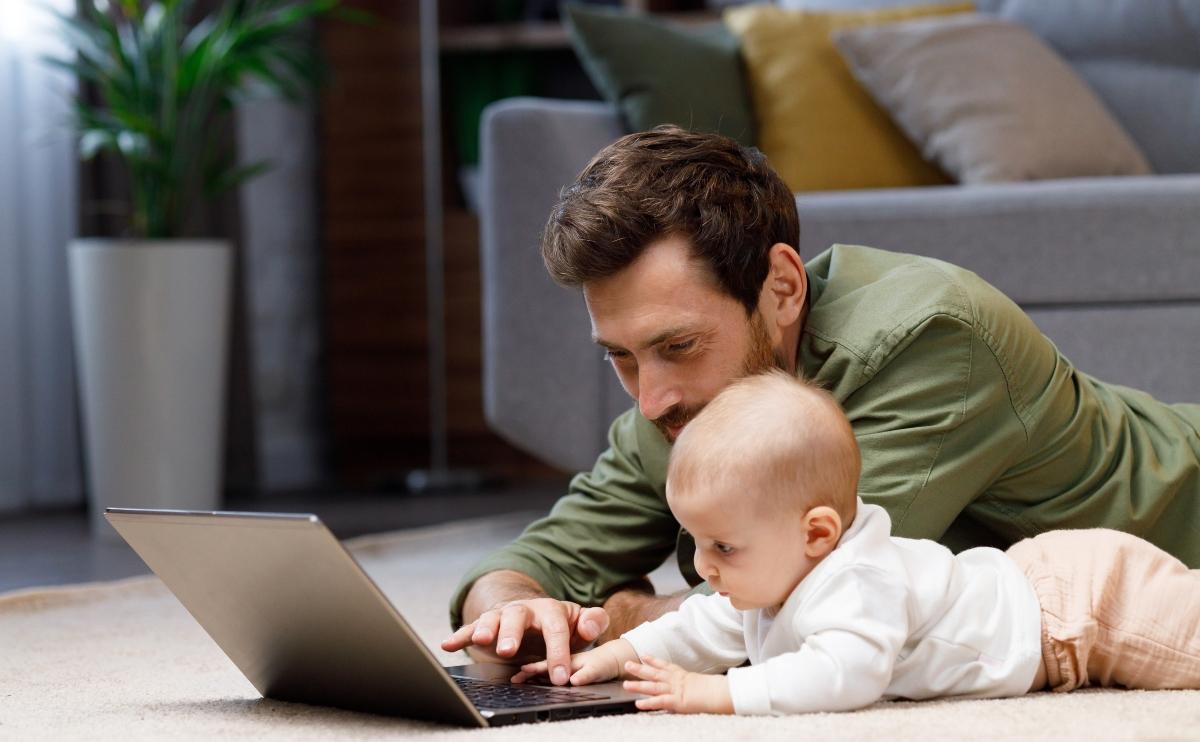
[440, 21, 570, 52]
[439, 11, 720, 53]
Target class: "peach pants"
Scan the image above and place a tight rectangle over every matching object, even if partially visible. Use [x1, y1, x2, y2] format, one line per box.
[1006, 529, 1200, 692]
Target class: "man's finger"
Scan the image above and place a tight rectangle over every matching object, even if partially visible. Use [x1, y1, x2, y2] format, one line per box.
[440, 622, 477, 651]
[470, 611, 501, 646]
[576, 606, 609, 643]
[494, 604, 532, 657]
[535, 608, 574, 685]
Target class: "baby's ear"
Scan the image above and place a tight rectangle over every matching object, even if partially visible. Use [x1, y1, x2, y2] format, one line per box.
[802, 506, 843, 558]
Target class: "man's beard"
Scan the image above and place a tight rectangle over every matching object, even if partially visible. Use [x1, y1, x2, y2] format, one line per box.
[653, 310, 790, 442]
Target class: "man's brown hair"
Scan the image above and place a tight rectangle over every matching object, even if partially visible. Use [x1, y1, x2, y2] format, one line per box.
[541, 125, 799, 314]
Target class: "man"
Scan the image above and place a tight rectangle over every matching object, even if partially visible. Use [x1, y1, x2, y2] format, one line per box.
[441, 126, 1200, 687]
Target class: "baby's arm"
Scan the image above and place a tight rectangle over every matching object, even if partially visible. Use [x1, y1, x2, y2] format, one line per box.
[621, 591, 748, 673]
[611, 592, 747, 714]
[728, 566, 909, 715]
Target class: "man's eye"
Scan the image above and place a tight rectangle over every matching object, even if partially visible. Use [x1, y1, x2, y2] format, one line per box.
[666, 339, 695, 354]
[604, 350, 631, 362]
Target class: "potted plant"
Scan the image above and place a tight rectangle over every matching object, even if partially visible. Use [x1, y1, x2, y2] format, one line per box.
[46, 0, 356, 537]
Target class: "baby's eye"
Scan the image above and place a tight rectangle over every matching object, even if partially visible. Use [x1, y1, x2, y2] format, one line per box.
[714, 543, 734, 555]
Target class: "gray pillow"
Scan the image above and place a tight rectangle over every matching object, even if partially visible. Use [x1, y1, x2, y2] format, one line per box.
[563, 3, 756, 147]
[833, 13, 1153, 183]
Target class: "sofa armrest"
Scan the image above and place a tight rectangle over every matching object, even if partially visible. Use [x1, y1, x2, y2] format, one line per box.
[796, 174, 1200, 305]
[479, 98, 627, 473]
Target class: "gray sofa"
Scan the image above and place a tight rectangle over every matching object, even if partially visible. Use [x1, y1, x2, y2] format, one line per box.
[478, 0, 1200, 474]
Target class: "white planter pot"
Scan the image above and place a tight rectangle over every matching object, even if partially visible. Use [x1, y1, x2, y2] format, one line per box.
[69, 239, 231, 539]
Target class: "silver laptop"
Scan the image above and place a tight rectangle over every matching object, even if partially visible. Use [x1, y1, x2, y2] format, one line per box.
[104, 508, 643, 727]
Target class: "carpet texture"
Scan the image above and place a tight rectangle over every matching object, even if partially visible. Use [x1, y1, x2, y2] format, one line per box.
[2, 511, 1198, 740]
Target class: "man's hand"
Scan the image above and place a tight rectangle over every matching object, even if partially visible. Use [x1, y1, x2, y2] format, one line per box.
[441, 595, 609, 685]
[510, 638, 640, 687]
[622, 656, 734, 715]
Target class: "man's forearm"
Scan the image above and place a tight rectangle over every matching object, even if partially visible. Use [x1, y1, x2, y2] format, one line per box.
[461, 569, 548, 625]
[598, 588, 689, 642]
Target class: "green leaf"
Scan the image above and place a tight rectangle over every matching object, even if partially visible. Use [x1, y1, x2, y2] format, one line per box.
[204, 159, 274, 198]
[79, 129, 116, 159]
[117, 0, 140, 18]
[56, 0, 352, 238]
[41, 54, 102, 84]
[115, 131, 150, 158]
[142, 3, 166, 38]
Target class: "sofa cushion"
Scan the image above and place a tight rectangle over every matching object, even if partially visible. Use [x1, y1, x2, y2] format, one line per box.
[723, 2, 971, 192]
[792, 174, 1200, 306]
[975, 0, 1200, 174]
[562, 3, 756, 147]
[833, 13, 1152, 183]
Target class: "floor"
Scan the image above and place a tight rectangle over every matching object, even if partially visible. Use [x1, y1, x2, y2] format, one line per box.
[0, 478, 568, 594]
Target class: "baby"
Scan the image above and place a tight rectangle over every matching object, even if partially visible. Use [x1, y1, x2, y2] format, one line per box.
[512, 370, 1200, 715]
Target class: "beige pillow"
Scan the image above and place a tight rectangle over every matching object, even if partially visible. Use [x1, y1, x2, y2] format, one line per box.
[723, 3, 973, 193]
[833, 13, 1152, 183]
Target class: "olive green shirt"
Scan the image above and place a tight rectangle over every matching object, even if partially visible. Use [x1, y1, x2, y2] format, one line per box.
[450, 245, 1200, 628]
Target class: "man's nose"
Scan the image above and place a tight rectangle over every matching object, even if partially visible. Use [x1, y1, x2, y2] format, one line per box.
[637, 365, 680, 421]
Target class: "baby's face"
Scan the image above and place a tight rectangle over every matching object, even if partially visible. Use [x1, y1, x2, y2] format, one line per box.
[671, 481, 815, 612]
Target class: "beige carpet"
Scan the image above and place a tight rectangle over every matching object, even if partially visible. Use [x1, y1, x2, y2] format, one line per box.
[3, 511, 1198, 740]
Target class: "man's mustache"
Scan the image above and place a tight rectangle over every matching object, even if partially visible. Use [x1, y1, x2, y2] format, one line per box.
[654, 405, 700, 433]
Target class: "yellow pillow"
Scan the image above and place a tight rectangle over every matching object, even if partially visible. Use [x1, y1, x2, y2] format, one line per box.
[725, 3, 973, 192]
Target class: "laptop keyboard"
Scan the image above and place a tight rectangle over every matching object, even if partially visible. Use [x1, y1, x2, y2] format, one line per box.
[454, 676, 610, 709]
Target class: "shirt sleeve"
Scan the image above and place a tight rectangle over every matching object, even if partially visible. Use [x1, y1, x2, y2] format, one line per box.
[844, 309, 1031, 547]
[449, 408, 679, 628]
[726, 565, 909, 715]
[621, 593, 748, 673]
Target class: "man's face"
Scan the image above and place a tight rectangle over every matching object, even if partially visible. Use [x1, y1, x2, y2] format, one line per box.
[584, 236, 788, 442]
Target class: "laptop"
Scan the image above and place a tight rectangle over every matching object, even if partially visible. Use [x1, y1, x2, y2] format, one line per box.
[104, 508, 643, 726]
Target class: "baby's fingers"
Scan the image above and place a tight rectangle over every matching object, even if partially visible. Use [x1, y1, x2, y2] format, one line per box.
[623, 679, 670, 696]
[511, 660, 550, 683]
[569, 665, 599, 685]
[634, 694, 677, 712]
[624, 660, 666, 682]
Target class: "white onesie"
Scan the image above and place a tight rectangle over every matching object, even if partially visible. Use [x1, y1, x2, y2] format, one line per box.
[622, 500, 1042, 715]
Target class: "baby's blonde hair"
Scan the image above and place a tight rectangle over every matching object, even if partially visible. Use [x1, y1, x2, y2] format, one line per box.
[667, 370, 859, 524]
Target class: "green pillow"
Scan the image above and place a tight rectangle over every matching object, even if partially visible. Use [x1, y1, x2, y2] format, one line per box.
[563, 3, 756, 147]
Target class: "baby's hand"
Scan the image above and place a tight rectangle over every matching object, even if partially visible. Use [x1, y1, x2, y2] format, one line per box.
[511, 639, 636, 686]
[622, 656, 734, 715]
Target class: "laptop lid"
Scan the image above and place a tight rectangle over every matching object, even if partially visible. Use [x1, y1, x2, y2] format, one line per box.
[105, 508, 488, 725]
[103, 508, 639, 726]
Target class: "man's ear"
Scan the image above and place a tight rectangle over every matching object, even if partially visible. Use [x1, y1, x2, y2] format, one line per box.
[802, 506, 843, 558]
[758, 243, 807, 328]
